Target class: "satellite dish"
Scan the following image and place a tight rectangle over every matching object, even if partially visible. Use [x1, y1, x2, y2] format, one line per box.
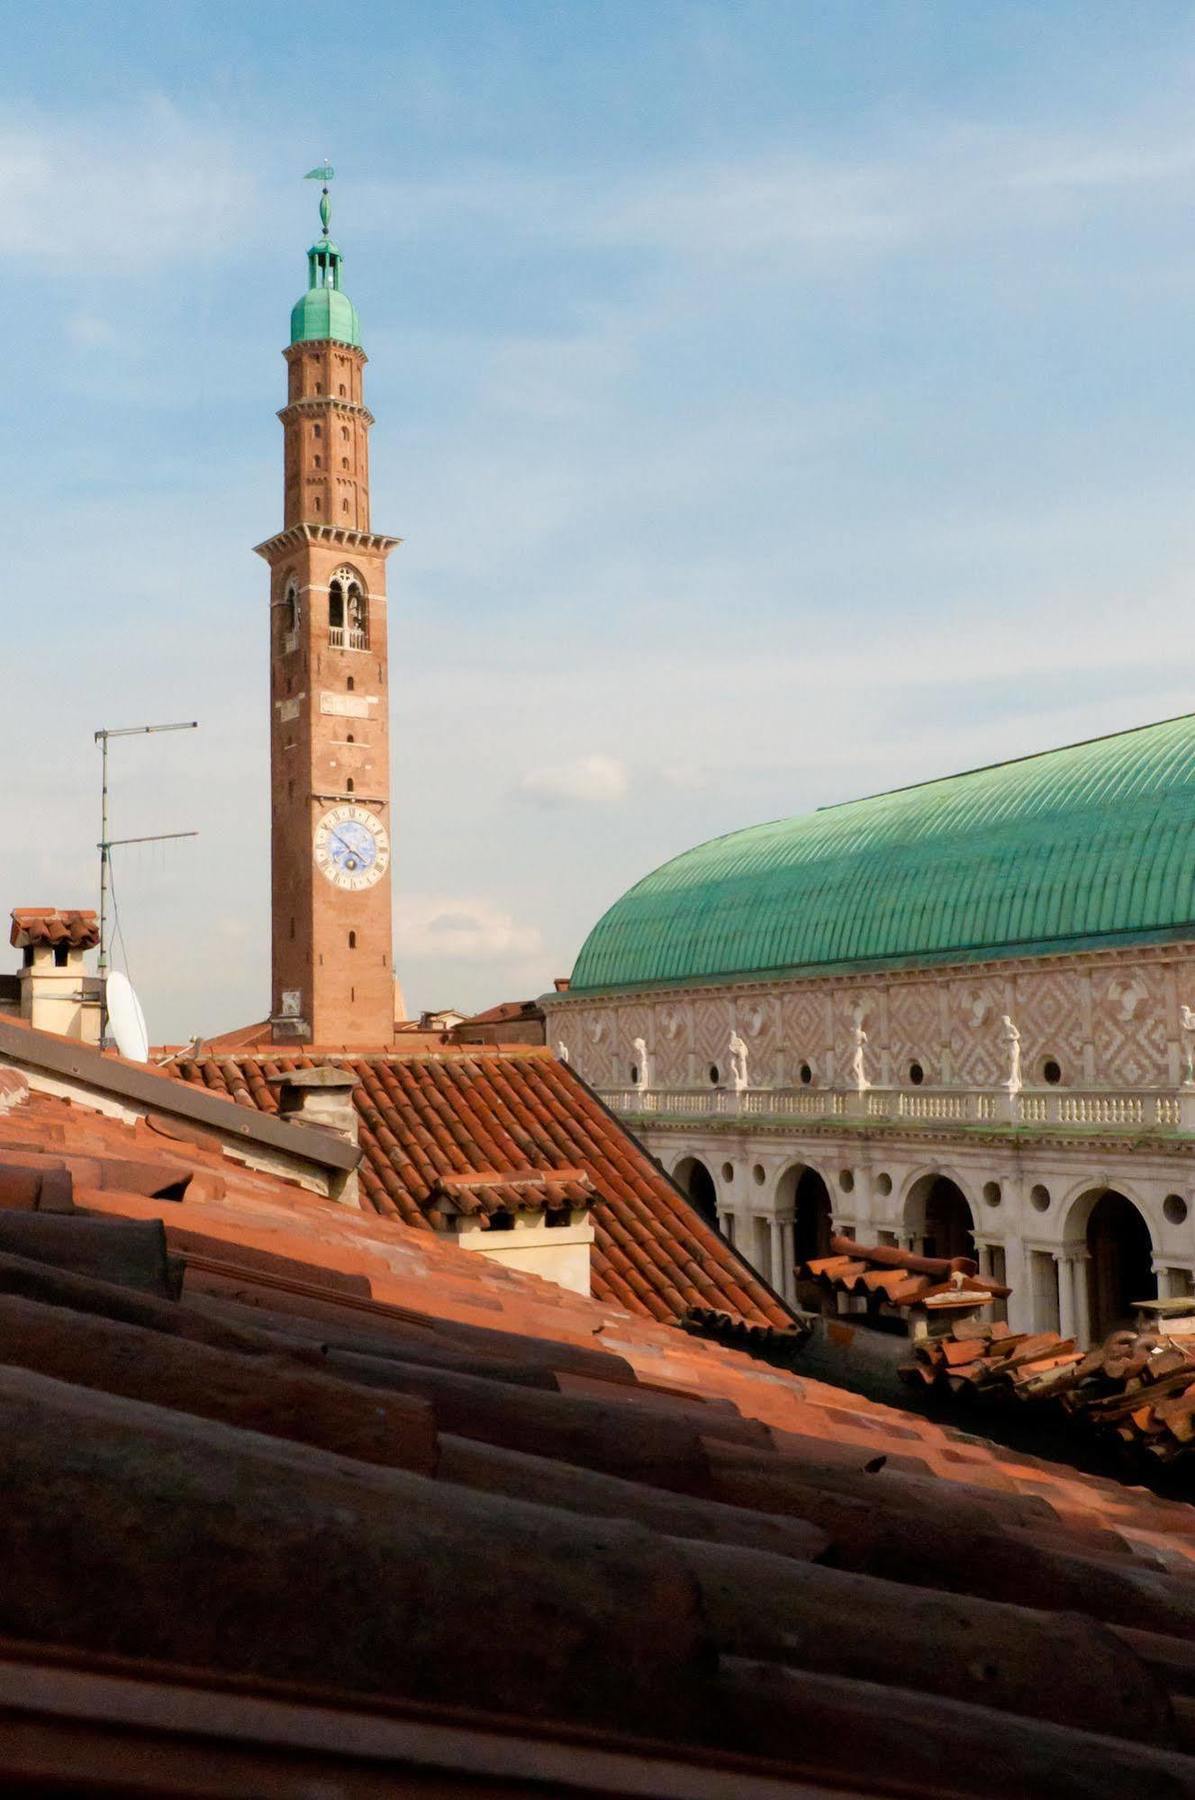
[106, 970, 149, 1063]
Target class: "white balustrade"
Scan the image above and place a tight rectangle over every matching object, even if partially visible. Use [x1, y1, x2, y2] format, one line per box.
[596, 1081, 1195, 1133]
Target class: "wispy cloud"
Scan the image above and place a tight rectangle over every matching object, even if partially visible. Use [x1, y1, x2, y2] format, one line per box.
[395, 895, 543, 962]
[2, 99, 255, 274]
[517, 754, 630, 808]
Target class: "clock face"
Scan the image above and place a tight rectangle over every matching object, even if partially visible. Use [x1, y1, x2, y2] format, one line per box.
[313, 803, 390, 891]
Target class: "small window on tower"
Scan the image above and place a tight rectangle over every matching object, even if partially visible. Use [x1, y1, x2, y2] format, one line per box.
[314, 455, 321, 469]
[313, 424, 322, 439]
[328, 580, 345, 634]
[341, 426, 349, 442]
[342, 499, 349, 514]
[339, 383, 346, 397]
[282, 581, 298, 637]
[346, 777, 354, 792]
[341, 457, 349, 470]
[348, 931, 356, 949]
[346, 733, 354, 743]
[346, 675, 355, 691]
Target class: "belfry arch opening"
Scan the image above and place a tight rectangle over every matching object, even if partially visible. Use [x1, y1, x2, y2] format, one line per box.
[673, 1155, 717, 1227]
[905, 1174, 975, 1263]
[1081, 1188, 1157, 1340]
[328, 568, 368, 649]
[776, 1164, 833, 1263]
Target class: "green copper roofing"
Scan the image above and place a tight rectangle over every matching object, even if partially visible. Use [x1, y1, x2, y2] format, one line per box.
[290, 170, 362, 348]
[570, 713, 1195, 994]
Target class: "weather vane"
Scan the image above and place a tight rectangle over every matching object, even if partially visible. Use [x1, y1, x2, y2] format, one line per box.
[304, 160, 335, 237]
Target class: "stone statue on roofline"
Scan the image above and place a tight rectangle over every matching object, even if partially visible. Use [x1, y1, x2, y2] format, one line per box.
[728, 1030, 749, 1094]
[849, 1006, 869, 1093]
[631, 1036, 649, 1090]
[1001, 1015, 1022, 1095]
[557, 1041, 570, 1065]
[1181, 1005, 1195, 1086]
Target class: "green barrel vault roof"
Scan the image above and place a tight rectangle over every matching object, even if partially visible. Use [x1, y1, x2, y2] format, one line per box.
[569, 713, 1195, 994]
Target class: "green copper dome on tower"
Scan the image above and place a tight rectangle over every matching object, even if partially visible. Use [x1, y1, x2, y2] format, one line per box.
[290, 169, 362, 349]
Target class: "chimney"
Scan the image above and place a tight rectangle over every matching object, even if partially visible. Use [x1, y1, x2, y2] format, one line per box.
[267, 1066, 361, 1207]
[8, 910, 102, 1045]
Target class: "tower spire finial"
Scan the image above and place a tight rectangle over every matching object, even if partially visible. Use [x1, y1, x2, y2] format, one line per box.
[304, 161, 335, 238]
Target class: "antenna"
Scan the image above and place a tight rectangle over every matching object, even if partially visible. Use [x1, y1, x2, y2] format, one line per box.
[95, 720, 199, 1045]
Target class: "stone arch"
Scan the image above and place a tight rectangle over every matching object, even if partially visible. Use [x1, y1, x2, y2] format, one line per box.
[775, 1161, 834, 1263]
[672, 1154, 717, 1227]
[902, 1169, 976, 1263]
[1064, 1183, 1157, 1340]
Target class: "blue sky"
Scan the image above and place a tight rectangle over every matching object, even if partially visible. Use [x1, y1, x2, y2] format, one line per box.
[9, 2, 1195, 1039]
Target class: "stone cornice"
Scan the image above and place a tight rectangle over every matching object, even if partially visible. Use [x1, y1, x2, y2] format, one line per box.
[284, 342, 367, 366]
[278, 397, 375, 427]
[254, 523, 401, 563]
[633, 1111, 1195, 1159]
[544, 934, 1195, 1010]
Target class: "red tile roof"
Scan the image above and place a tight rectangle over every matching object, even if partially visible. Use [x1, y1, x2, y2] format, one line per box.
[171, 1046, 790, 1330]
[9, 908, 99, 950]
[1, 1069, 1195, 1791]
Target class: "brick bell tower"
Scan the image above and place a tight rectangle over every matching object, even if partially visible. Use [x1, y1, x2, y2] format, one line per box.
[255, 173, 400, 1045]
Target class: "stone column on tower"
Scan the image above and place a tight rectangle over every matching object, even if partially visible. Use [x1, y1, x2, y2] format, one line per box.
[254, 177, 400, 1047]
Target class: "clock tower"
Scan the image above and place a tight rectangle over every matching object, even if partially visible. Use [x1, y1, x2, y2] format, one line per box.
[255, 176, 399, 1045]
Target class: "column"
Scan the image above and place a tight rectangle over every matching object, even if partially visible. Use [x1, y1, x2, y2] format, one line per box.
[1055, 1251, 1076, 1341]
[1001, 1231, 1032, 1334]
[775, 1215, 795, 1302]
[1072, 1251, 1092, 1348]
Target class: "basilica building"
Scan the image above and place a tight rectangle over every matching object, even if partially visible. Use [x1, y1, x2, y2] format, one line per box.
[545, 714, 1195, 1348]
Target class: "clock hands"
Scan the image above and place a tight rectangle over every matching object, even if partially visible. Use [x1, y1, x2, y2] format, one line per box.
[329, 826, 373, 870]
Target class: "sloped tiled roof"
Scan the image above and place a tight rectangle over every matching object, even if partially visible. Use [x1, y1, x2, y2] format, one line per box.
[1, 1071, 1195, 1791]
[171, 1046, 789, 1330]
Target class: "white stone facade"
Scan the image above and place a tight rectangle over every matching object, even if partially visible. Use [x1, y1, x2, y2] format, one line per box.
[545, 942, 1195, 1347]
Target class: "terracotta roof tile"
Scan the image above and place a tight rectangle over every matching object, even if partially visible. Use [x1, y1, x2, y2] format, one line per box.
[4, 1075, 1195, 1789]
[170, 1048, 787, 1331]
[9, 908, 99, 951]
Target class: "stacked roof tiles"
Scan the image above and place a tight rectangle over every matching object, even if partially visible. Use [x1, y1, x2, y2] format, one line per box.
[4, 1069, 1195, 1790]
[798, 1233, 1011, 1320]
[172, 1046, 789, 1330]
[9, 907, 99, 950]
[905, 1320, 1195, 1469]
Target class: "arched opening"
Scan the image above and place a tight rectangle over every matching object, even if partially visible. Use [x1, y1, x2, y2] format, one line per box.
[673, 1155, 717, 1227]
[1086, 1189, 1156, 1339]
[905, 1174, 975, 1263]
[328, 578, 345, 634]
[281, 580, 299, 639]
[778, 1165, 833, 1263]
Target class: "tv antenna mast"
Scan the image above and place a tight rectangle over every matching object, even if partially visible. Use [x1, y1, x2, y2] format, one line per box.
[95, 720, 199, 1037]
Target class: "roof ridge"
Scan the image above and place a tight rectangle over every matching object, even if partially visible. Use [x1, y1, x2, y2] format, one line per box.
[816, 709, 1195, 814]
